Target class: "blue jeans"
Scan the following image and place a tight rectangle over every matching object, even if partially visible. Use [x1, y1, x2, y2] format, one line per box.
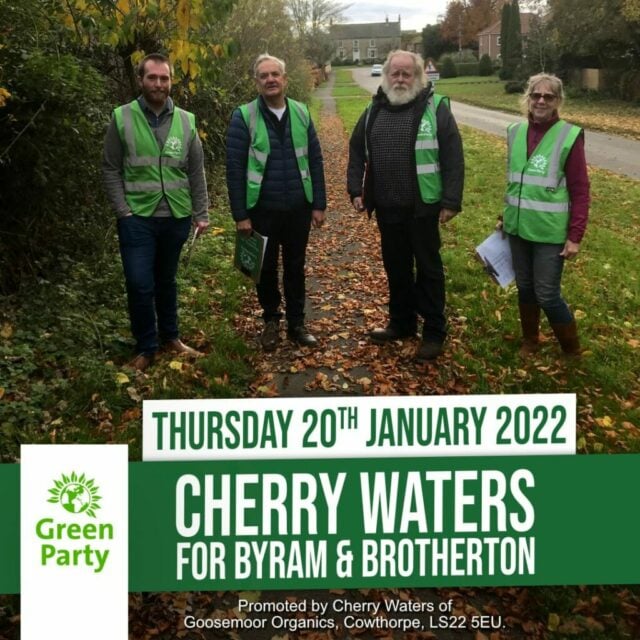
[117, 215, 191, 354]
[508, 234, 573, 324]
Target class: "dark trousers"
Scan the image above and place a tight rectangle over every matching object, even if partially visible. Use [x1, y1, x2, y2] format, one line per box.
[117, 215, 191, 354]
[251, 208, 312, 327]
[377, 214, 446, 342]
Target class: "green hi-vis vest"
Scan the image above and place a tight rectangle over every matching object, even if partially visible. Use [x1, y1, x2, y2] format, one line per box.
[364, 93, 448, 204]
[504, 120, 582, 243]
[239, 98, 313, 210]
[113, 100, 195, 218]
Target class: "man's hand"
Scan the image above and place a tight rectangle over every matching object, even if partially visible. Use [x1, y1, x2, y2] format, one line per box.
[236, 218, 252, 236]
[193, 220, 209, 238]
[312, 209, 325, 228]
[560, 239, 580, 260]
[352, 196, 366, 212]
[439, 208, 458, 224]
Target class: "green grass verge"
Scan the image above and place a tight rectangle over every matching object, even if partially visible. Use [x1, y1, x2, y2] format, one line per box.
[333, 77, 640, 640]
[437, 76, 640, 139]
[332, 84, 372, 98]
[0, 204, 254, 462]
[332, 89, 640, 454]
[333, 68, 357, 85]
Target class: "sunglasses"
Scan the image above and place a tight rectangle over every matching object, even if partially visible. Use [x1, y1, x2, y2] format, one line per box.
[530, 92, 557, 102]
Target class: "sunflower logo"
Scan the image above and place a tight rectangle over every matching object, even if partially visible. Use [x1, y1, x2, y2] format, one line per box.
[47, 472, 102, 518]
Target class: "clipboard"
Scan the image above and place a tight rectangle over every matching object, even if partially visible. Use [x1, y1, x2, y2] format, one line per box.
[475, 230, 515, 288]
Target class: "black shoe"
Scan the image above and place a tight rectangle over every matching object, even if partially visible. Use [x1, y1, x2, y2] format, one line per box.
[287, 325, 318, 347]
[260, 320, 280, 351]
[416, 340, 444, 361]
[369, 324, 416, 344]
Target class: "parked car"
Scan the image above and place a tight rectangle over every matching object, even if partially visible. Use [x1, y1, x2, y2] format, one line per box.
[371, 64, 383, 76]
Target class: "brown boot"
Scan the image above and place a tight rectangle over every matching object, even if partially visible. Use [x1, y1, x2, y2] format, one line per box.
[127, 353, 155, 372]
[518, 303, 541, 356]
[551, 320, 580, 356]
[163, 339, 203, 358]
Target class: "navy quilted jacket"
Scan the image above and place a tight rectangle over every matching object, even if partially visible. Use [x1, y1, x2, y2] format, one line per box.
[226, 96, 327, 221]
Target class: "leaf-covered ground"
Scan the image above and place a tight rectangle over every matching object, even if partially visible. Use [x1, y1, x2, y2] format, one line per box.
[237, 111, 469, 400]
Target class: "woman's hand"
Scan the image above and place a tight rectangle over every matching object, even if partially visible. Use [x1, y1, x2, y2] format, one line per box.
[560, 240, 580, 259]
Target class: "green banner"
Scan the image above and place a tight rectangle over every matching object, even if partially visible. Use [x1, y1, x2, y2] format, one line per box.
[3, 455, 640, 594]
[129, 454, 640, 591]
[0, 464, 19, 594]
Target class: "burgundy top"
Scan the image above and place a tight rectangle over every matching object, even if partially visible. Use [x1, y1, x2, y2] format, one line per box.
[527, 114, 590, 243]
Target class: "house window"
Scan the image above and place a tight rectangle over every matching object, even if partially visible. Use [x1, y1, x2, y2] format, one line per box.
[338, 48, 345, 59]
[369, 39, 376, 47]
[368, 48, 376, 58]
[353, 39, 359, 52]
[338, 40, 343, 48]
[497, 36, 501, 46]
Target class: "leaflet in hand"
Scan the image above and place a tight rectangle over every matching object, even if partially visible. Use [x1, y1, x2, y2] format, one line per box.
[475, 230, 515, 288]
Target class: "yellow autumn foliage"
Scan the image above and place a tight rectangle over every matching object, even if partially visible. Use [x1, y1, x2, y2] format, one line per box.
[0, 86, 10, 107]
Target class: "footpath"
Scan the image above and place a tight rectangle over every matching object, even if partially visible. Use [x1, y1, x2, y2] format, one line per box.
[237, 76, 469, 400]
[140, 81, 562, 640]
[227, 77, 479, 640]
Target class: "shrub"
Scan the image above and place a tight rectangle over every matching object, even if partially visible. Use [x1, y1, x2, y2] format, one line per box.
[449, 49, 478, 63]
[456, 62, 480, 76]
[479, 54, 494, 76]
[0, 52, 112, 293]
[439, 56, 458, 79]
[618, 70, 640, 102]
[505, 79, 526, 94]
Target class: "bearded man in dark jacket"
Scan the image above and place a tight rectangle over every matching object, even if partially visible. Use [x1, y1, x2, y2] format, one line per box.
[347, 50, 464, 361]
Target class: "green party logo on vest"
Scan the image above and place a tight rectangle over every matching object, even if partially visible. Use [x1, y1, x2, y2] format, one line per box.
[529, 154, 549, 175]
[418, 119, 433, 138]
[36, 471, 114, 573]
[165, 135, 183, 155]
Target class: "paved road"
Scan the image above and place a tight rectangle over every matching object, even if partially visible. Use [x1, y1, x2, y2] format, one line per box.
[349, 67, 640, 180]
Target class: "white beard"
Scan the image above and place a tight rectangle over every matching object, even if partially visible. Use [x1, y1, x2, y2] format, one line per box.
[382, 79, 421, 105]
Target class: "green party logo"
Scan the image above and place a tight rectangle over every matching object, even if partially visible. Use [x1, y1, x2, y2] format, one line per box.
[37, 471, 113, 573]
[47, 471, 102, 518]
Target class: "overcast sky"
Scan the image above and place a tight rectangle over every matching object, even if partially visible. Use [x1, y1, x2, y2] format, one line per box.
[342, 0, 450, 32]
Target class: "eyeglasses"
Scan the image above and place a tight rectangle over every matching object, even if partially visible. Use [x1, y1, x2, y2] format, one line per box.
[530, 92, 557, 102]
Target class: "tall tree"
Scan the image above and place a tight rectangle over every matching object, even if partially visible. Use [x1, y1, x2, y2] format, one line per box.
[213, 0, 312, 105]
[523, 12, 557, 73]
[549, 0, 640, 68]
[288, 0, 349, 66]
[441, 0, 503, 51]
[56, 0, 234, 98]
[422, 23, 456, 60]
[499, 1, 511, 73]
[508, 0, 523, 72]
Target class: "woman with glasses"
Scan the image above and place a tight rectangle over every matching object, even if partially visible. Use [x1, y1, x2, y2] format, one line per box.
[502, 73, 590, 357]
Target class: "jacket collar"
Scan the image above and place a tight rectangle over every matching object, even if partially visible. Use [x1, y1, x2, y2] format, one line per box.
[137, 95, 174, 117]
[528, 112, 560, 134]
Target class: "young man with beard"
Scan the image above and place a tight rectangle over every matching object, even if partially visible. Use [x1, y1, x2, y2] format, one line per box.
[347, 50, 464, 361]
[103, 53, 209, 371]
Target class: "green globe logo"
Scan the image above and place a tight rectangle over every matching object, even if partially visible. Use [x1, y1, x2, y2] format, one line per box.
[48, 472, 102, 518]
